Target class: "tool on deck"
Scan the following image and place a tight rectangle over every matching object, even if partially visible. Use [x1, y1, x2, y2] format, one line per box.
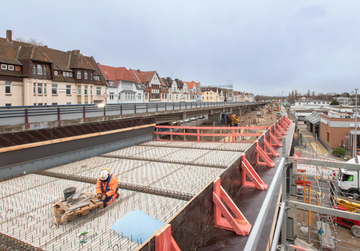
[52, 188, 104, 227]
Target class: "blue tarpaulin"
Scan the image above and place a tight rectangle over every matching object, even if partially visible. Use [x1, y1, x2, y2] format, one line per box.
[111, 210, 164, 244]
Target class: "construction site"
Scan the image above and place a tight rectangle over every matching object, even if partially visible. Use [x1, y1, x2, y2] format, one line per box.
[0, 103, 359, 251]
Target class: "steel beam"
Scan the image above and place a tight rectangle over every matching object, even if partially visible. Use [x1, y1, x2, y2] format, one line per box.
[286, 157, 360, 171]
[270, 201, 286, 251]
[287, 201, 360, 221]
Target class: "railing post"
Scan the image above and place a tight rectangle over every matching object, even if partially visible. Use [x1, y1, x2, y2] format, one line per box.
[120, 104, 123, 118]
[165, 103, 167, 113]
[186, 102, 187, 110]
[191, 102, 192, 109]
[196, 102, 197, 109]
[156, 103, 159, 114]
[173, 103, 175, 112]
[57, 107, 62, 126]
[146, 103, 149, 115]
[103, 105, 106, 120]
[134, 104, 137, 116]
[83, 106, 86, 122]
[25, 108, 30, 129]
[197, 128, 200, 142]
[180, 102, 182, 110]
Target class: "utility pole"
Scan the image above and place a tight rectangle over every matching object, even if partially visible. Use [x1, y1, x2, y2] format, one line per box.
[354, 88, 358, 163]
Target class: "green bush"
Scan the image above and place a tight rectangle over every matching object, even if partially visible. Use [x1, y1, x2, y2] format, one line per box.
[330, 100, 339, 105]
[332, 147, 345, 156]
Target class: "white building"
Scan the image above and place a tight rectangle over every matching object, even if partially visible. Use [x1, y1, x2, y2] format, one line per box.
[97, 64, 144, 104]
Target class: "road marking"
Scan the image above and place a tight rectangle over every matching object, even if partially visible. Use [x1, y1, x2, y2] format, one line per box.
[310, 142, 328, 156]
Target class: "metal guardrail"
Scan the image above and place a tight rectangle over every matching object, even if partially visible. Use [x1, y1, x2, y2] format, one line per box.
[0, 102, 264, 127]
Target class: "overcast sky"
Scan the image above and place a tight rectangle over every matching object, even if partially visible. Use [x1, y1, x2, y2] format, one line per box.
[2, 0, 360, 96]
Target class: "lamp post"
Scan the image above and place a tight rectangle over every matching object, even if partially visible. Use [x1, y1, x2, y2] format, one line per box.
[354, 88, 358, 162]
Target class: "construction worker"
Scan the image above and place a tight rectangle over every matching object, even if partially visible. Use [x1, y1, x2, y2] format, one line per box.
[96, 168, 119, 207]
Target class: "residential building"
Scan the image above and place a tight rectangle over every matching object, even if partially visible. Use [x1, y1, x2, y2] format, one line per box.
[162, 78, 197, 102]
[200, 87, 224, 102]
[97, 64, 144, 103]
[0, 30, 106, 106]
[183, 81, 201, 102]
[131, 69, 167, 102]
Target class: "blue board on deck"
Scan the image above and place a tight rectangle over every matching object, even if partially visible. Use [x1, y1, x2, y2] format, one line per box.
[111, 210, 164, 244]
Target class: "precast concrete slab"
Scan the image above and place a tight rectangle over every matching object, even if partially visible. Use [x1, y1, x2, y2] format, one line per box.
[48, 156, 120, 175]
[0, 174, 186, 251]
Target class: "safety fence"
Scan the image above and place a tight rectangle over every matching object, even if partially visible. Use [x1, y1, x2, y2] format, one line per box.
[0, 102, 263, 127]
[154, 125, 270, 142]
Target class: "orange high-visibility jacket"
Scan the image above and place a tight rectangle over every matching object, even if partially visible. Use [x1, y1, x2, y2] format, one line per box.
[96, 173, 118, 198]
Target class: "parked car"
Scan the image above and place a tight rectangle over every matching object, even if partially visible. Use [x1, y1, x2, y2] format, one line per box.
[184, 118, 190, 123]
[190, 117, 196, 121]
[276, 112, 283, 117]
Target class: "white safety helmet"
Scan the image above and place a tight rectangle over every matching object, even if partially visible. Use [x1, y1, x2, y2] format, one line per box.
[100, 168, 110, 181]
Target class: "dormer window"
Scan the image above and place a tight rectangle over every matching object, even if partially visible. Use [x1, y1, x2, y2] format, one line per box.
[70, 72, 73, 77]
[37, 64, 42, 75]
[8, 65, 14, 71]
[84, 71, 88, 80]
[33, 64, 36, 74]
[66, 72, 70, 77]
[77, 71, 81, 79]
[54, 70, 59, 76]
[63, 72, 66, 77]
[43, 65, 46, 75]
[90, 73, 93, 80]
[1, 64, 7, 70]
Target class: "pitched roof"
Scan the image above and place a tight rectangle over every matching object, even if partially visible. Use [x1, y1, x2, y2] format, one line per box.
[97, 64, 141, 87]
[183, 81, 200, 89]
[0, 35, 105, 85]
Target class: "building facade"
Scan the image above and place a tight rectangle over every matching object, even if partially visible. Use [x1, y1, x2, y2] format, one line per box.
[132, 69, 166, 102]
[0, 30, 106, 107]
[319, 114, 360, 154]
[97, 64, 144, 104]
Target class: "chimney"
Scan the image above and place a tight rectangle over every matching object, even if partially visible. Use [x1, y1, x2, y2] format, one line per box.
[6, 30, 12, 42]
[44, 45, 48, 48]
[137, 69, 141, 73]
[72, 50, 80, 55]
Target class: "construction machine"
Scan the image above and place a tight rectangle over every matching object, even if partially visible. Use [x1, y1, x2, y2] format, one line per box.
[226, 114, 240, 126]
[332, 197, 360, 237]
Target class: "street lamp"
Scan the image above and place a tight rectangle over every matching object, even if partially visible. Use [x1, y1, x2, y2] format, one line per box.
[354, 88, 358, 162]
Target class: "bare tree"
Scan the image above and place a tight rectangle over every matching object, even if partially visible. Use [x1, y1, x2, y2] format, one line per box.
[15, 37, 45, 46]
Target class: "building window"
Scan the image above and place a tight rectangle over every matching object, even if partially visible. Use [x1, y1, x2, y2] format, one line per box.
[90, 73, 93, 80]
[84, 85, 88, 95]
[37, 64, 42, 75]
[165, 94, 167, 99]
[52, 84, 57, 95]
[33, 64, 36, 74]
[145, 93, 148, 99]
[43, 83, 46, 95]
[70, 72, 73, 77]
[33, 83, 36, 94]
[327, 132, 330, 142]
[43, 65, 46, 75]
[138, 94, 141, 100]
[38, 103, 43, 106]
[8, 65, 14, 71]
[84, 71, 88, 80]
[5, 103, 11, 107]
[109, 92, 114, 100]
[118, 93, 121, 100]
[176, 95, 178, 100]
[90, 86, 93, 95]
[77, 71, 81, 79]
[37, 83, 42, 95]
[52, 103, 58, 105]
[55, 70, 59, 76]
[1, 64, 7, 70]
[96, 87, 101, 95]
[66, 85, 71, 95]
[5, 81, 11, 94]
[63, 72, 66, 77]
[77, 86, 81, 95]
